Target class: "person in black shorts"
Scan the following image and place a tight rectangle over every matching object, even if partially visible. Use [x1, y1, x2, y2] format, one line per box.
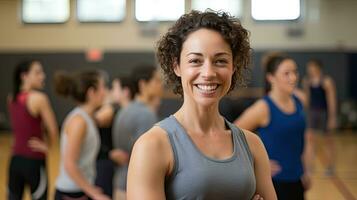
[8, 60, 58, 200]
[94, 75, 134, 198]
[303, 59, 337, 176]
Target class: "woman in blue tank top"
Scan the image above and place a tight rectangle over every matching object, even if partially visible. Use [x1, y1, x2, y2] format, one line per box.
[235, 53, 312, 200]
[127, 10, 277, 200]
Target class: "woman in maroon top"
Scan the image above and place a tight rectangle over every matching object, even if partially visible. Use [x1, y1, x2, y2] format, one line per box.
[8, 60, 58, 200]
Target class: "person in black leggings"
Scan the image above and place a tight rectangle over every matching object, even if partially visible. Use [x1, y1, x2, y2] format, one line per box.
[8, 60, 58, 200]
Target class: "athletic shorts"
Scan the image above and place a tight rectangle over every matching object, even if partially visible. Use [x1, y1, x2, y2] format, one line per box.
[95, 159, 115, 198]
[8, 155, 47, 200]
[55, 189, 91, 200]
[273, 179, 305, 200]
[307, 108, 328, 132]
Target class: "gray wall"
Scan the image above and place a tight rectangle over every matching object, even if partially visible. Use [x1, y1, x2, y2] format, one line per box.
[0, 50, 352, 129]
[0, 51, 156, 127]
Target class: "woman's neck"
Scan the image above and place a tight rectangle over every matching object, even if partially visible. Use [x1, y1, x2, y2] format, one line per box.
[135, 94, 150, 105]
[269, 89, 291, 103]
[80, 103, 97, 116]
[120, 98, 131, 108]
[175, 98, 224, 134]
[310, 73, 323, 84]
[20, 84, 32, 92]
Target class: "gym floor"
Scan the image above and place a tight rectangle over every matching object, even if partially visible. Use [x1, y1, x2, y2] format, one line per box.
[0, 131, 356, 200]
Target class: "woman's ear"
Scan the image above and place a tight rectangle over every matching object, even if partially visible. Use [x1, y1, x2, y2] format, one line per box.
[87, 87, 96, 100]
[138, 79, 146, 94]
[266, 73, 274, 84]
[173, 61, 181, 77]
[20, 72, 27, 82]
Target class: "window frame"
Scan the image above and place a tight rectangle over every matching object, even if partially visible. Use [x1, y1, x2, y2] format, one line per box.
[134, 0, 185, 22]
[251, 0, 302, 22]
[21, 0, 70, 24]
[190, 0, 244, 19]
[76, 0, 126, 23]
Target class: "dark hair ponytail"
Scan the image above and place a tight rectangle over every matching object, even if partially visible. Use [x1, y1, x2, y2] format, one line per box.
[13, 59, 39, 102]
[54, 70, 101, 103]
[262, 52, 291, 94]
[53, 71, 74, 98]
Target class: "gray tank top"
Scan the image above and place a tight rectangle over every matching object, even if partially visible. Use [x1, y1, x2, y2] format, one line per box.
[56, 107, 100, 192]
[158, 115, 256, 200]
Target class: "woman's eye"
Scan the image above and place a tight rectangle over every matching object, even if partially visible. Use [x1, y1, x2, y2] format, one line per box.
[215, 59, 228, 65]
[189, 59, 201, 64]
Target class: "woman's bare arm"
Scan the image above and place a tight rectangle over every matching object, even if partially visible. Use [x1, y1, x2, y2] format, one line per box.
[64, 116, 110, 200]
[127, 126, 173, 200]
[235, 100, 269, 131]
[324, 77, 337, 130]
[95, 104, 115, 127]
[244, 130, 277, 200]
[28, 91, 59, 149]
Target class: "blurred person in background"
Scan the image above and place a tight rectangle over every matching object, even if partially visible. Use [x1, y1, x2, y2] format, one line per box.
[303, 59, 337, 176]
[235, 53, 311, 200]
[54, 70, 110, 200]
[112, 65, 163, 199]
[94, 74, 134, 198]
[8, 59, 58, 200]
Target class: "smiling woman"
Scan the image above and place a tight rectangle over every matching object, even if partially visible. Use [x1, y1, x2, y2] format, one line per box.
[127, 10, 277, 200]
[174, 28, 235, 106]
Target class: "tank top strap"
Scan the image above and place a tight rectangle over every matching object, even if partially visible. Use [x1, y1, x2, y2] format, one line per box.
[292, 95, 303, 110]
[74, 107, 94, 125]
[262, 95, 272, 106]
[155, 115, 182, 180]
[15, 91, 29, 104]
[156, 115, 196, 147]
[262, 95, 277, 113]
[225, 120, 254, 165]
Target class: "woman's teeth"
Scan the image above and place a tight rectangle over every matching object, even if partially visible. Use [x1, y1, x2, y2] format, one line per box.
[196, 84, 219, 92]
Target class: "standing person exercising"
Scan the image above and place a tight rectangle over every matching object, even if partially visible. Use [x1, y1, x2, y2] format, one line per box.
[235, 53, 311, 200]
[54, 70, 110, 200]
[8, 60, 58, 200]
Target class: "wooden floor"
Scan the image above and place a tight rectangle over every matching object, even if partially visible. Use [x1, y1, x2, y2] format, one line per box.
[0, 131, 356, 200]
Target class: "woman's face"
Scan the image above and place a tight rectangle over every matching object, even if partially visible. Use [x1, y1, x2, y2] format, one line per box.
[143, 70, 163, 99]
[111, 79, 121, 103]
[268, 59, 298, 94]
[93, 77, 107, 108]
[111, 78, 132, 104]
[23, 61, 46, 90]
[175, 28, 234, 107]
[307, 62, 321, 78]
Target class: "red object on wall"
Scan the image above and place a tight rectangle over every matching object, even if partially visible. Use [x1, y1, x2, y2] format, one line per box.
[86, 49, 103, 62]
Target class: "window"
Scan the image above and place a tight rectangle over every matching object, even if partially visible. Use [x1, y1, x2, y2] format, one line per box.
[135, 0, 185, 21]
[22, 0, 70, 23]
[251, 0, 300, 20]
[191, 0, 243, 18]
[77, 0, 126, 22]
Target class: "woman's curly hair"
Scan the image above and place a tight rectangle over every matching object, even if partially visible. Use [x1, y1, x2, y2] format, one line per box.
[156, 10, 251, 96]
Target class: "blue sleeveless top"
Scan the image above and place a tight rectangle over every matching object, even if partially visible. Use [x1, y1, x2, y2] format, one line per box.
[257, 95, 306, 181]
[309, 79, 327, 110]
[158, 115, 256, 200]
